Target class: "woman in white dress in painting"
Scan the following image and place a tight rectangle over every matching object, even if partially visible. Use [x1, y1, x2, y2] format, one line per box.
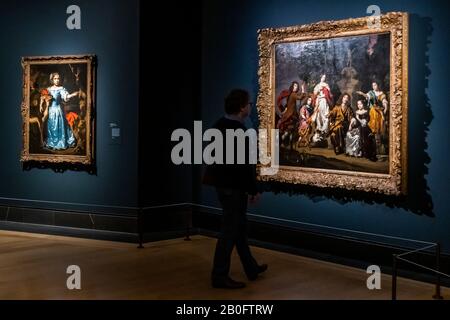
[312, 74, 333, 134]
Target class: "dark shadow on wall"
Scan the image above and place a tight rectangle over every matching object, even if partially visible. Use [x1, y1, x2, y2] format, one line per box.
[255, 15, 434, 217]
[22, 161, 97, 175]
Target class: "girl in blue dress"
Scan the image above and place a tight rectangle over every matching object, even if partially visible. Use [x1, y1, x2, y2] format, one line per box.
[40, 73, 79, 150]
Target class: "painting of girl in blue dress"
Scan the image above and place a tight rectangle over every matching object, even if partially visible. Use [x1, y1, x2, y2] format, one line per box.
[23, 55, 95, 166]
[40, 72, 80, 151]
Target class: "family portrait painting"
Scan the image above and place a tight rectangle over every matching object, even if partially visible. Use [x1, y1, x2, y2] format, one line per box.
[257, 12, 409, 195]
[275, 33, 390, 174]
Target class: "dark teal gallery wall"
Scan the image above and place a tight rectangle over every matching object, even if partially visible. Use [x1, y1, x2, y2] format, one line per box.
[201, 0, 450, 253]
[0, 0, 140, 211]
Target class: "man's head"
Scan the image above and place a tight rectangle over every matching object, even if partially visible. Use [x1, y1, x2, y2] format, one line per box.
[338, 93, 351, 107]
[224, 89, 251, 118]
[289, 81, 300, 93]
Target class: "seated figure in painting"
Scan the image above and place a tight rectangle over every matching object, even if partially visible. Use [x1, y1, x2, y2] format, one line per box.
[40, 73, 80, 151]
[356, 81, 389, 155]
[327, 93, 354, 155]
[355, 99, 377, 161]
[345, 118, 361, 157]
[277, 81, 307, 149]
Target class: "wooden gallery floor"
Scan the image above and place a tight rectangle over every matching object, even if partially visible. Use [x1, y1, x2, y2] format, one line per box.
[0, 231, 448, 300]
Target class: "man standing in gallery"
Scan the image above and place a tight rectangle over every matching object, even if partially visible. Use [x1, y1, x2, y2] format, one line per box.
[203, 89, 267, 289]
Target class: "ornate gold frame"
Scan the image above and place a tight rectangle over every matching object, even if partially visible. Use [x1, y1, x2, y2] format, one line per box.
[257, 12, 408, 195]
[21, 55, 96, 166]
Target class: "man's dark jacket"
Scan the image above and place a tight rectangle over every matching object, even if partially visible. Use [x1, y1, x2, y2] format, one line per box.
[202, 116, 258, 195]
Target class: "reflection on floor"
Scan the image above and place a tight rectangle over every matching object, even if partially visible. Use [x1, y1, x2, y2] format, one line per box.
[0, 231, 447, 300]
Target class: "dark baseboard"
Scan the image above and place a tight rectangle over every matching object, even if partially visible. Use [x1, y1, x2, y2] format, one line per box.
[0, 205, 138, 234]
[0, 197, 139, 216]
[0, 203, 194, 244]
[140, 204, 192, 233]
[0, 221, 139, 243]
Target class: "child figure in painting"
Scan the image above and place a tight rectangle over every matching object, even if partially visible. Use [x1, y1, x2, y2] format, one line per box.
[40, 73, 80, 150]
[345, 118, 361, 157]
[355, 99, 377, 161]
[297, 95, 315, 147]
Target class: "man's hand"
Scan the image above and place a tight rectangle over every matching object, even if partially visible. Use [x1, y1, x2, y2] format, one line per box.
[248, 193, 261, 205]
[301, 82, 306, 93]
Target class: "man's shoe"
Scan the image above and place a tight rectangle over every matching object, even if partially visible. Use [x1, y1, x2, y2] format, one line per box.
[248, 264, 268, 281]
[258, 264, 268, 274]
[212, 277, 246, 289]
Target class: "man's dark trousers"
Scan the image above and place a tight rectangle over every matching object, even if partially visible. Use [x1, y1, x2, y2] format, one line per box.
[211, 187, 259, 281]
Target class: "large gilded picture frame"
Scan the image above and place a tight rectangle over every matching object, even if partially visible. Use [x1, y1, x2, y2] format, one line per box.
[21, 55, 96, 166]
[257, 12, 408, 195]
